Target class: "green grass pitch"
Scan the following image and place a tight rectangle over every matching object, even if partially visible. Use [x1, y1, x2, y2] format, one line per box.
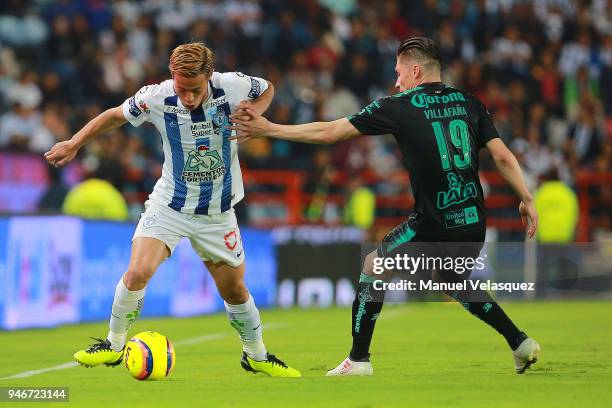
[1, 301, 610, 407]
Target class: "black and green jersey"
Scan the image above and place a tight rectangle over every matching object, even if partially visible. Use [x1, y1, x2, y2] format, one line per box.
[348, 82, 500, 236]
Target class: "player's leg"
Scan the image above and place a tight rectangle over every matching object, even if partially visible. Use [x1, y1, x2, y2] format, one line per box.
[444, 278, 540, 373]
[74, 237, 169, 367]
[435, 238, 540, 373]
[74, 202, 183, 368]
[205, 260, 300, 377]
[326, 249, 381, 376]
[328, 219, 414, 376]
[190, 209, 300, 377]
[107, 237, 169, 349]
[205, 260, 264, 360]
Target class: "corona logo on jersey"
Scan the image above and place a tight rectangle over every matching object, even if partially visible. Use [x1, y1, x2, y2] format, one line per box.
[124, 331, 175, 381]
[182, 144, 225, 183]
[410, 91, 466, 108]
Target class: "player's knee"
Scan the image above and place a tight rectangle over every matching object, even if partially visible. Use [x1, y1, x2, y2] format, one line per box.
[362, 251, 378, 276]
[124, 262, 155, 290]
[220, 283, 249, 304]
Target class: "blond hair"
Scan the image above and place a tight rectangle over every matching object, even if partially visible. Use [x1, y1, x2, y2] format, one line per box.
[168, 43, 215, 78]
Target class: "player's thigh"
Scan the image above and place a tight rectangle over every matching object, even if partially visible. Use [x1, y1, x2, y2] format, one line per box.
[189, 209, 244, 271]
[205, 260, 248, 304]
[124, 237, 170, 289]
[128, 201, 185, 288]
[431, 231, 485, 284]
[375, 216, 425, 279]
[189, 210, 247, 303]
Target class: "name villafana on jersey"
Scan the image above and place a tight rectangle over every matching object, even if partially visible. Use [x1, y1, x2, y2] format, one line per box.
[410, 92, 468, 119]
[121, 72, 268, 215]
[347, 82, 501, 234]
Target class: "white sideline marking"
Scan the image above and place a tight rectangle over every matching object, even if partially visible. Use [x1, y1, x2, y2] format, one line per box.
[0, 322, 285, 381]
[0, 362, 80, 380]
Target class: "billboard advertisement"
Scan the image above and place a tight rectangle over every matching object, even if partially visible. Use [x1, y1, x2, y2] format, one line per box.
[0, 216, 276, 330]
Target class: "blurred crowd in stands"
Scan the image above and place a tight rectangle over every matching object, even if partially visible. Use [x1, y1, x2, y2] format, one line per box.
[0, 0, 610, 232]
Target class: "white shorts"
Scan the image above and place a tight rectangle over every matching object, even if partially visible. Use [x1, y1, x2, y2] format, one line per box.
[133, 200, 244, 267]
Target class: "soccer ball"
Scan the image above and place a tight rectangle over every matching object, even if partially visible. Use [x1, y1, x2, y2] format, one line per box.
[124, 331, 175, 380]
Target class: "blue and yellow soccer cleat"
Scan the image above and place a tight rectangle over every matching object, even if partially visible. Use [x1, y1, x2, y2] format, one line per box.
[74, 337, 124, 368]
[240, 352, 301, 378]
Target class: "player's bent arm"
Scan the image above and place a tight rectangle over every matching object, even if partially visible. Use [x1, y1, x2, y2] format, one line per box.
[486, 138, 532, 202]
[487, 137, 538, 237]
[252, 81, 275, 115]
[70, 106, 127, 149]
[44, 106, 127, 167]
[236, 81, 275, 117]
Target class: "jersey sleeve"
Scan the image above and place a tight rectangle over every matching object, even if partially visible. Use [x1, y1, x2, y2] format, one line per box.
[217, 72, 269, 107]
[473, 97, 501, 149]
[347, 97, 397, 136]
[121, 85, 156, 127]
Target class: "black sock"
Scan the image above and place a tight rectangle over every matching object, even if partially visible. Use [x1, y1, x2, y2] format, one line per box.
[350, 275, 385, 361]
[451, 288, 526, 350]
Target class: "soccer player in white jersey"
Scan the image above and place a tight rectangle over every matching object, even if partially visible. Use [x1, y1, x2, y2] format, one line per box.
[44, 43, 300, 378]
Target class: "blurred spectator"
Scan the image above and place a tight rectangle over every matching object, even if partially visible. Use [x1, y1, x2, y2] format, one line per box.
[0, 0, 607, 234]
[37, 165, 69, 213]
[489, 25, 532, 79]
[559, 30, 594, 78]
[0, 102, 54, 153]
[565, 102, 605, 166]
[304, 148, 338, 223]
[531, 48, 563, 115]
[62, 177, 129, 221]
[534, 169, 579, 243]
[564, 65, 600, 120]
[343, 178, 375, 229]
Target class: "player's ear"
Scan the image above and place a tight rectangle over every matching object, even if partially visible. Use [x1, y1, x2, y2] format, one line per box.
[412, 64, 420, 79]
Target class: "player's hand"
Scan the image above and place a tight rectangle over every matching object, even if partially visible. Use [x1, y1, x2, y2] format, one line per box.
[519, 200, 538, 239]
[227, 108, 271, 144]
[236, 100, 261, 116]
[44, 140, 78, 168]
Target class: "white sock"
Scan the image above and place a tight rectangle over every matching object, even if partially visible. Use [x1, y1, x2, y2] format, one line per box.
[224, 294, 267, 361]
[107, 277, 145, 352]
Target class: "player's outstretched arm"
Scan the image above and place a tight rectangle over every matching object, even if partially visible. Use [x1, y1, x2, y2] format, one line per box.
[236, 81, 275, 117]
[44, 106, 127, 168]
[228, 108, 361, 145]
[486, 138, 538, 238]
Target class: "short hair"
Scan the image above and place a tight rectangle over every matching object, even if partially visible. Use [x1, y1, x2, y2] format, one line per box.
[396, 37, 441, 73]
[169, 42, 215, 78]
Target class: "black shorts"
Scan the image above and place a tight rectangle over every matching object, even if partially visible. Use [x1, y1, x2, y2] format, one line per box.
[377, 212, 486, 282]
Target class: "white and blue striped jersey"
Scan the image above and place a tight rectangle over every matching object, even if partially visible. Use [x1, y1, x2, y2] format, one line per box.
[121, 72, 268, 214]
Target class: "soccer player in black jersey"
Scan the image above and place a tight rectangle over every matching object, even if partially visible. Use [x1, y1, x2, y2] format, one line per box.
[229, 37, 540, 375]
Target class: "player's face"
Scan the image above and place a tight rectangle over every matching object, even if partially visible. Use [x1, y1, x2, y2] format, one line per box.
[394, 58, 419, 92]
[173, 73, 209, 111]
